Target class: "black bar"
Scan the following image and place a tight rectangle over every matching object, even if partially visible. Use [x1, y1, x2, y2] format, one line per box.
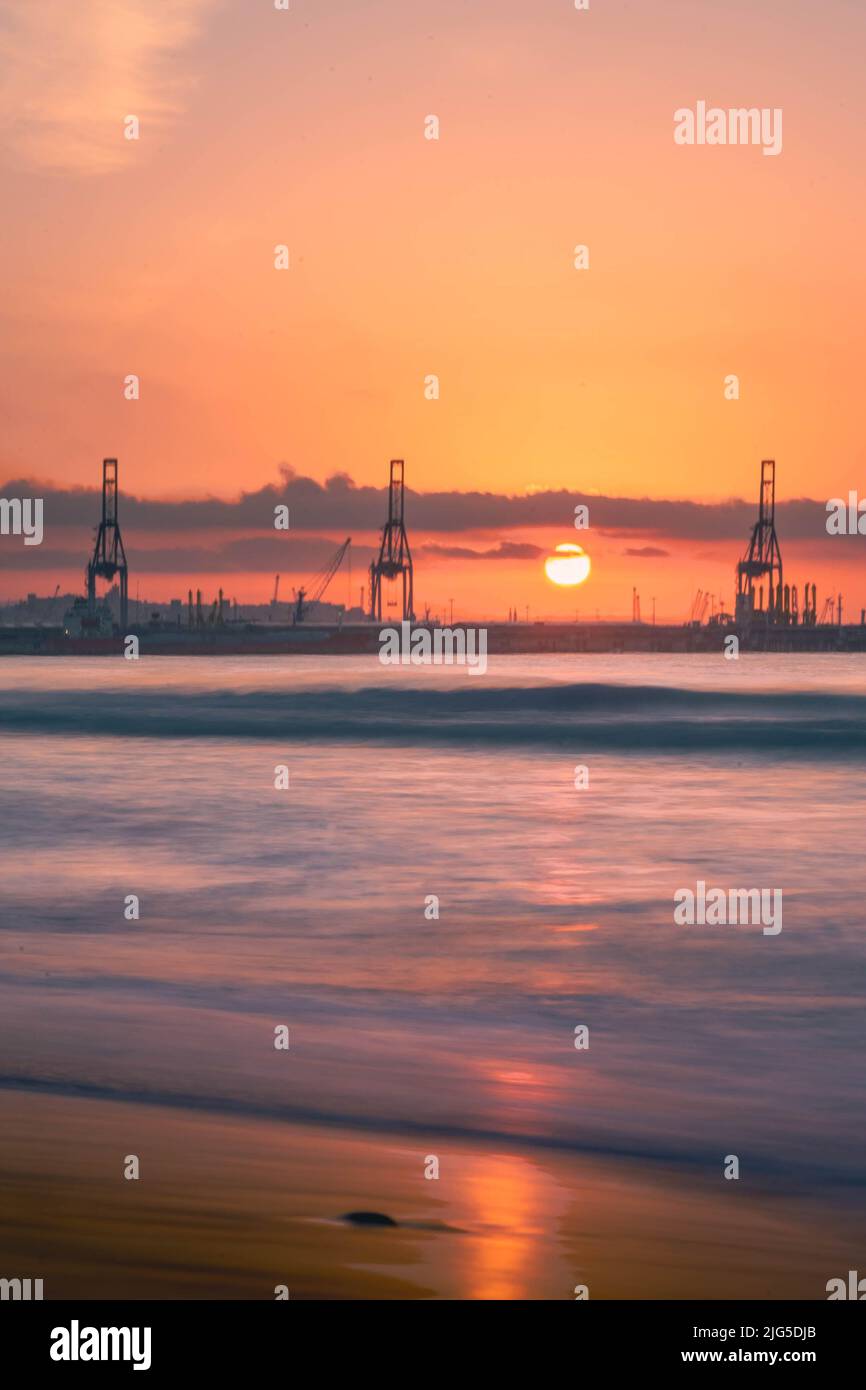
[4, 1300, 861, 1376]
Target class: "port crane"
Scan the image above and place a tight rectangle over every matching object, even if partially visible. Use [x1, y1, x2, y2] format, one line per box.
[735, 460, 783, 624]
[687, 589, 710, 626]
[818, 596, 836, 625]
[87, 458, 129, 629]
[369, 460, 414, 622]
[294, 538, 351, 623]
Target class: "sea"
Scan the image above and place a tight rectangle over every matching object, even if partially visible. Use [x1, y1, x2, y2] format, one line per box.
[1, 652, 864, 1299]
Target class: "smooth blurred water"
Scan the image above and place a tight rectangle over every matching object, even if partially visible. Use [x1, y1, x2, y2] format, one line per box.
[1, 654, 865, 1294]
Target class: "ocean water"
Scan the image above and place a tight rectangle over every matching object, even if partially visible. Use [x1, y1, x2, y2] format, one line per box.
[1, 653, 865, 1299]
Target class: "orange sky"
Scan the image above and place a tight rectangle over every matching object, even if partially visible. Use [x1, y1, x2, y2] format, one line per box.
[1, 0, 864, 619]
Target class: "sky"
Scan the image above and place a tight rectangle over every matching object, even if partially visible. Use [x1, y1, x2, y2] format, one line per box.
[1, 0, 864, 619]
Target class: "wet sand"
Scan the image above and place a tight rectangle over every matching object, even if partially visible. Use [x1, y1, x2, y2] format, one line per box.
[1, 1089, 856, 1300]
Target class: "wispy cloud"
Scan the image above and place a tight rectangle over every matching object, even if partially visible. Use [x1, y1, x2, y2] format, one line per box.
[0, 0, 207, 174]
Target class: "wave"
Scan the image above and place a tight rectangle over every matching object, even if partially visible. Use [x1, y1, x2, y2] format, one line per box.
[1, 682, 864, 753]
[2, 1072, 862, 1187]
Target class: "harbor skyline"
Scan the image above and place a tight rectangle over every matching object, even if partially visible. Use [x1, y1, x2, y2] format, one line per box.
[2, 461, 865, 623]
[2, 1, 865, 618]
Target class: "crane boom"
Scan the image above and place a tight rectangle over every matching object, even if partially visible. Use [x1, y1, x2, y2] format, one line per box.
[294, 538, 352, 622]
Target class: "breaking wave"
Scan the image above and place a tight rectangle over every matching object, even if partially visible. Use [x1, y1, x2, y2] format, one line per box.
[0, 682, 864, 754]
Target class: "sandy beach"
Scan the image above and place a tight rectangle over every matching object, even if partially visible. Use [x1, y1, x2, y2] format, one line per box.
[1, 1087, 857, 1300]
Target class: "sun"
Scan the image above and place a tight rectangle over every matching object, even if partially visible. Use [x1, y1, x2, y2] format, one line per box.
[544, 543, 591, 587]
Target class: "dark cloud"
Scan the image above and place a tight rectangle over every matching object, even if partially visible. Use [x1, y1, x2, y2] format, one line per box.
[0, 468, 838, 582]
[624, 546, 670, 558]
[421, 541, 544, 561]
[0, 535, 375, 575]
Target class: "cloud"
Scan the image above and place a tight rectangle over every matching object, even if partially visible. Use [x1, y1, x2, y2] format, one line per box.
[0, 0, 207, 174]
[0, 468, 838, 580]
[1, 466, 833, 539]
[0, 534, 375, 576]
[422, 541, 545, 561]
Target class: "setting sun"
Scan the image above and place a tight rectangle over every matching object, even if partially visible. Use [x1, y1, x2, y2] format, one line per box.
[544, 543, 591, 587]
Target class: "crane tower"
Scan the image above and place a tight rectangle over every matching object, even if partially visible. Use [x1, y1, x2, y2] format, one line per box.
[735, 459, 783, 625]
[369, 459, 414, 622]
[87, 458, 129, 630]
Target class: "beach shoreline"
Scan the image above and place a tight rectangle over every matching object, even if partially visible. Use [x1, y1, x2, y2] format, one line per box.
[1, 1089, 858, 1301]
